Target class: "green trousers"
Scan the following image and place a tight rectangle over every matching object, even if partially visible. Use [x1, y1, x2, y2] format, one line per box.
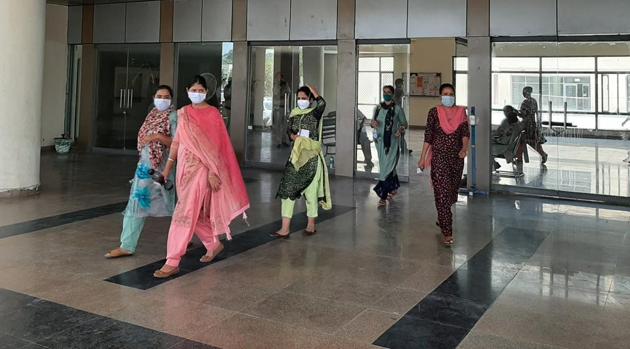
[119, 214, 145, 253]
[281, 160, 322, 218]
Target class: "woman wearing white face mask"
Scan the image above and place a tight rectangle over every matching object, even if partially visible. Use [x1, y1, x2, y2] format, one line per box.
[153, 75, 250, 278]
[418, 83, 470, 247]
[272, 85, 332, 238]
[106, 85, 178, 258]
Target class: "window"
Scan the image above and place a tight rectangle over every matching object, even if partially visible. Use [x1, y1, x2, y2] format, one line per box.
[357, 56, 394, 117]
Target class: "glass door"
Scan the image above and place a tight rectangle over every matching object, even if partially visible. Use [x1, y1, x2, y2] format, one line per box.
[95, 44, 160, 151]
[491, 41, 630, 203]
[246, 45, 338, 169]
[356, 43, 410, 180]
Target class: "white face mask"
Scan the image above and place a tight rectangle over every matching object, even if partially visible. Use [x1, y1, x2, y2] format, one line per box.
[297, 99, 311, 110]
[188, 92, 207, 104]
[153, 98, 171, 112]
[441, 95, 455, 107]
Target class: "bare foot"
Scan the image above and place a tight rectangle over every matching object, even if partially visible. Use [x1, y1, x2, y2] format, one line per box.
[200, 243, 224, 263]
[105, 247, 133, 259]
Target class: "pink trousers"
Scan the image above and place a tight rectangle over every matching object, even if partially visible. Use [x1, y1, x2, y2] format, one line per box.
[165, 221, 220, 267]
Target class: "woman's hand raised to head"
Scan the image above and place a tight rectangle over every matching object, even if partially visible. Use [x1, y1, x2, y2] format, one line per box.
[306, 85, 319, 98]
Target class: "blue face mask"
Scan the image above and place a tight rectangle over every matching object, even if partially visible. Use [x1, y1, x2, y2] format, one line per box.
[441, 95, 455, 107]
[383, 94, 393, 102]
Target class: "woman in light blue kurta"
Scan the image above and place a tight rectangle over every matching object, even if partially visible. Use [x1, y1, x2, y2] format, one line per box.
[106, 85, 178, 258]
[371, 85, 408, 207]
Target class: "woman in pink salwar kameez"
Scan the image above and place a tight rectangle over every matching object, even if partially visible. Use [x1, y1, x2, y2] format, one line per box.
[154, 75, 250, 278]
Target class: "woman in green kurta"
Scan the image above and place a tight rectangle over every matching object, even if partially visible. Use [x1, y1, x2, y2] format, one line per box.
[371, 85, 408, 207]
[272, 85, 332, 238]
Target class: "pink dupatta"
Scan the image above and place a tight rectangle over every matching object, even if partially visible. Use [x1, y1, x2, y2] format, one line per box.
[420, 105, 467, 169]
[175, 105, 250, 237]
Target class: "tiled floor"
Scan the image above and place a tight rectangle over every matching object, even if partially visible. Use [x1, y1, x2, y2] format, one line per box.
[0, 152, 629, 348]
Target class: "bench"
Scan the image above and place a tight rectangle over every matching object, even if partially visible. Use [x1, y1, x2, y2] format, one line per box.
[321, 112, 336, 156]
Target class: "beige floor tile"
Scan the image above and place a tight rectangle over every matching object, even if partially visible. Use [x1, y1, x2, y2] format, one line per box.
[336, 309, 400, 343]
[242, 290, 365, 334]
[198, 314, 330, 349]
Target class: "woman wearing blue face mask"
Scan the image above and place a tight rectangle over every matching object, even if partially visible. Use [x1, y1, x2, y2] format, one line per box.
[106, 85, 178, 258]
[418, 83, 470, 246]
[272, 85, 332, 238]
[371, 85, 408, 207]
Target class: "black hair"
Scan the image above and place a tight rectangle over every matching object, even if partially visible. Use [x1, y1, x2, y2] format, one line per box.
[503, 105, 519, 124]
[383, 85, 395, 94]
[154, 84, 173, 98]
[188, 75, 208, 90]
[297, 86, 313, 99]
[523, 86, 533, 94]
[439, 83, 455, 95]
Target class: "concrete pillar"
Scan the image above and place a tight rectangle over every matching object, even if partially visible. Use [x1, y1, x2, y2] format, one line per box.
[229, 0, 248, 161]
[334, 0, 357, 177]
[335, 40, 357, 177]
[231, 41, 249, 161]
[0, 1, 46, 195]
[467, 0, 492, 192]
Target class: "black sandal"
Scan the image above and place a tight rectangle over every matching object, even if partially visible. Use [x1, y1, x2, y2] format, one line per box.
[270, 232, 290, 239]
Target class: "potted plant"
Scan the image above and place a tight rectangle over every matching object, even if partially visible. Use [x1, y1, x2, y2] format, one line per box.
[54, 134, 73, 154]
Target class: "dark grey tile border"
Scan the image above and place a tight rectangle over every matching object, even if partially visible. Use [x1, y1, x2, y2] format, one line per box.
[373, 227, 550, 349]
[0, 202, 128, 239]
[105, 205, 356, 290]
[0, 288, 217, 349]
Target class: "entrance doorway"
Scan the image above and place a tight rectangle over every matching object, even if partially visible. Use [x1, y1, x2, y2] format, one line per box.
[94, 44, 161, 151]
[246, 45, 338, 169]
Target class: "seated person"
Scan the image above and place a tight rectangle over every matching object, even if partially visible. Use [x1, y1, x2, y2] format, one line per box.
[492, 105, 523, 170]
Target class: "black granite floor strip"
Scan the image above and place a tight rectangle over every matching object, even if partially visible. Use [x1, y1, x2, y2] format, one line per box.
[105, 205, 356, 290]
[0, 288, 217, 349]
[0, 202, 128, 239]
[374, 227, 549, 349]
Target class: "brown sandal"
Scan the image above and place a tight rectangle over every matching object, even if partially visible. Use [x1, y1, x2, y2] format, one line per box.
[153, 266, 180, 278]
[105, 247, 133, 259]
[200, 243, 224, 263]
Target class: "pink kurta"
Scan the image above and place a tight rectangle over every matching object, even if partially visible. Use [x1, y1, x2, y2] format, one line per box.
[165, 105, 249, 267]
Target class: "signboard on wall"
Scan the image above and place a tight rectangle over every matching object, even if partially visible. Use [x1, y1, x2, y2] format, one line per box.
[405, 72, 442, 97]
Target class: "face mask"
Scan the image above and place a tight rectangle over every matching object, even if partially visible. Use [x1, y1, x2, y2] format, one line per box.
[383, 94, 393, 102]
[441, 95, 455, 107]
[188, 92, 207, 104]
[297, 100, 311, 110]
[154, 98, 171, 112]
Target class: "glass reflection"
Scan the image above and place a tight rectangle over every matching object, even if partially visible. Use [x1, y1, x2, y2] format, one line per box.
[246, 46, 338, 169]
[490, 42, 630, 199]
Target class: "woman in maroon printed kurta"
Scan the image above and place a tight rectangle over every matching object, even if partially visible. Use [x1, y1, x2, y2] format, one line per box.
[419, 84, 469, 246]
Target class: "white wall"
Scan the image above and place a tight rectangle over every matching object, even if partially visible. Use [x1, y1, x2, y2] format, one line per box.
[42, 4, 69, 146]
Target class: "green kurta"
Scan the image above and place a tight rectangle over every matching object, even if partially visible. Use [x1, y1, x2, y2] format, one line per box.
[276, 97, 327, 201]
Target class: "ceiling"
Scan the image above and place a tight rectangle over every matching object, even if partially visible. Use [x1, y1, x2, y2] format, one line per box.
[47, 0, 155, 5]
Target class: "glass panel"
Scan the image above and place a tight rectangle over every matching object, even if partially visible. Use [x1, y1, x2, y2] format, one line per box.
[95, 45, 128, 149]
[176, 42, 233, 128]
[454, 57, 468, 71]
[492, 41, 630, 199]
[598, 57, 630, 72]
[380, 57, 394, 71]
[541, 57, 595, 72]
[125, 44, 161, 150]
[246, 45, 338, 170]
[65, 45, 82, 140]
[492, 57, 539, 72]
[359, 57, 380, 71]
